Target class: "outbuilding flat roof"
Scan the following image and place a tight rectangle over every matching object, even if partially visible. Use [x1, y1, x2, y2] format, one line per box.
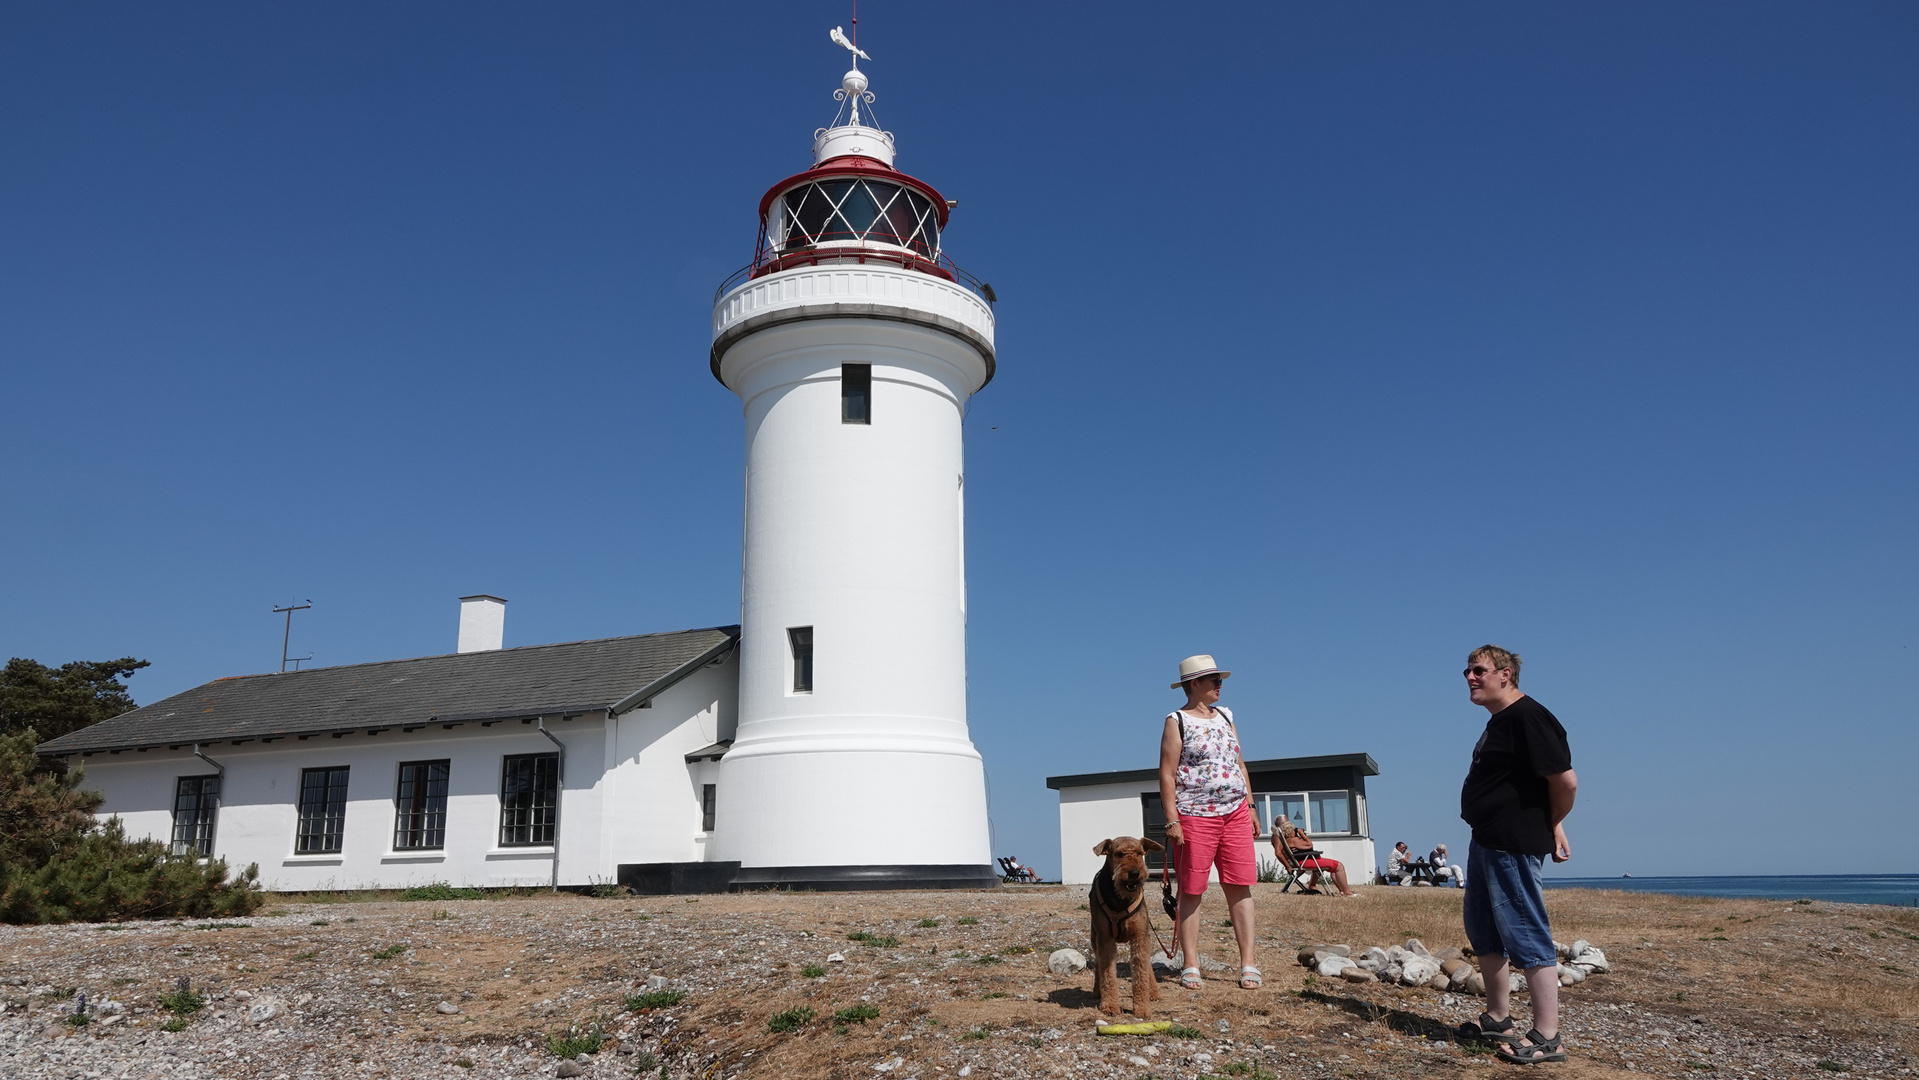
[1045, 752, 1379, 790]
[35, 626, 739, 756]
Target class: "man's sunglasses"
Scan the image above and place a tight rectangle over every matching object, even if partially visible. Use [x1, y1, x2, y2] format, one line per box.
[1464, 665, 1494, 677]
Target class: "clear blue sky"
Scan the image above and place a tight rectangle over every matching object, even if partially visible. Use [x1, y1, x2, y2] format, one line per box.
[3, 3, 1913, 880]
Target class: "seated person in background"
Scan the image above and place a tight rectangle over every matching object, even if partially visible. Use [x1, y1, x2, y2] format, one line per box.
[1386, 841, 1413, 884]
[1272, 816, 1362, 897]
[1428, 843, 1464, 886]
[1004, 856, 1039, 883]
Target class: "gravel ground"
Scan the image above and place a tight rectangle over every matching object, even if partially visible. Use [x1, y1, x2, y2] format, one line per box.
[3, 886, 1915, 1080]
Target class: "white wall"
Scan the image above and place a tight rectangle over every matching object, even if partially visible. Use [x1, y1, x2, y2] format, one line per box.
[594, 655, 737, 873]
[76, 665, 732, 891]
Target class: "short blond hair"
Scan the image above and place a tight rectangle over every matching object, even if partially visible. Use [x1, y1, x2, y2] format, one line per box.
[1468, 645, 1521, 687]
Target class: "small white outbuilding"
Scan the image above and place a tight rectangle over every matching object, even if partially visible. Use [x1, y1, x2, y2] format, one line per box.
[1048, 753, 1380, 887]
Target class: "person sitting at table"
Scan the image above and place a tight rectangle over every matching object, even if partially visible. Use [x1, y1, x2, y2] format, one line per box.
[1272, 816, 1362, 897]
[1386, 841, 1413, 884]
[1428, 843, 1465, 887]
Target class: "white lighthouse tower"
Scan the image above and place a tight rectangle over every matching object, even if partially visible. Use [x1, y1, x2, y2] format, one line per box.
[707, 31, 997, 890]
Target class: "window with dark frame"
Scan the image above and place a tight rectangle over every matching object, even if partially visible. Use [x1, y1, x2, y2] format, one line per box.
[170, 775, 220, 857]
[789, 626, 814, 693]
[295, 766, 351, 854]
[841, 363, 871, 424]
[393, 760, 451, 850]
[499, 753, 559, 846]
[701, 784, 717, 832]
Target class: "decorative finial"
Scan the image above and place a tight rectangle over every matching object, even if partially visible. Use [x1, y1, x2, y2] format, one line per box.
[829, 26, 876, 128]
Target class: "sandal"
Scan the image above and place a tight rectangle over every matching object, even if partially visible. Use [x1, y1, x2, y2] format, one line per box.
[1179, 967, 1203, 990]
[1239, 966, 1262, 989]
[1496, 1029, 1568, 1065]
[1459, 1011, 1519, 1045]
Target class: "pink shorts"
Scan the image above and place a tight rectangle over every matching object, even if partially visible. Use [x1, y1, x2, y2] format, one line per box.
[1174, 801, 1256, 894]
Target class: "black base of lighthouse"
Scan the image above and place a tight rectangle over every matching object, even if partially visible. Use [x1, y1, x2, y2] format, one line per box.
[730, 863, 1001, 892]
[617, 861, 1001, 894]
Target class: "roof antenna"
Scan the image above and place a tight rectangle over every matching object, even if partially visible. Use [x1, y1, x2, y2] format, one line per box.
[273, 599, 313, 672]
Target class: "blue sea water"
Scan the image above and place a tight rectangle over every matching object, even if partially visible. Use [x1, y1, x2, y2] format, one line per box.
[1542, 874, 1919, 907]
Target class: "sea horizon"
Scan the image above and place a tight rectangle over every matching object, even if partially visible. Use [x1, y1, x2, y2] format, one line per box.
[1540, 873, 1919, 907]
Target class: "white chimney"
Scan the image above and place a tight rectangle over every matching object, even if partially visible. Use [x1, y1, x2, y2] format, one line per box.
[457, 595, 507, 653]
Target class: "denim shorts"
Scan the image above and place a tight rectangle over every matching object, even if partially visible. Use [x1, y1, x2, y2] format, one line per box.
[1462, 840, 1556, 970]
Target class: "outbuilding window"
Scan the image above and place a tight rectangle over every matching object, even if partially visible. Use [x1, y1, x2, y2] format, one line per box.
[1255, 791, 1356, 837]
[842, 363, 871, 424]
[499, 753, 559, 846]
[170, 775, 220, 857]
[394, 760, 451, 850]
[296, 766, 351, 854]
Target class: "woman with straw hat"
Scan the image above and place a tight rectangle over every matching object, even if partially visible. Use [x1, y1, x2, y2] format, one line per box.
[1158, 654, 1261, 991]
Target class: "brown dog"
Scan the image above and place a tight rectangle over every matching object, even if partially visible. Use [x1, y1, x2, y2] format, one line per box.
[1089, 835, 1164, 1017]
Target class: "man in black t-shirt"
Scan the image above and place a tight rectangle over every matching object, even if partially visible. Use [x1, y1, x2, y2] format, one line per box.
[1456, 645, 1578, 1065]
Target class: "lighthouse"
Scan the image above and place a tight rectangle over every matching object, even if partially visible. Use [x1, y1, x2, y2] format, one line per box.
[706, 31, 998, 890]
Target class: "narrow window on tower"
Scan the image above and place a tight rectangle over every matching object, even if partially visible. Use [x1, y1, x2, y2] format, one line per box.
[701, 784, 717, 832]
[789, 626, 814, 694]
[841, 363, 871, 424]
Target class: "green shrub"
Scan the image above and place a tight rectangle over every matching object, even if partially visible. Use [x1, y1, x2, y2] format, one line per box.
[956, 916, 979, 925]
[159, 979, 204, 1016]
[397, 882, 482, 902]
[159, 1016, 189, 1032]
[1165, 1025, 1204, 1039]
[369, 943, 408, 959]
[545, 1020, 606, 1059]
[0, 731, 263, 925]
[917, 918, 941, 928]
[833, 1004, 880, 1023]
[962, 1026, 992, 1040]
[767, 1006, 815, 1033]
[624, 990, 685, 1010]
[800, 965, 826, 978]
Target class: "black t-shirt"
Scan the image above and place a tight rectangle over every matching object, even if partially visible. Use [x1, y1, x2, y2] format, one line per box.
[1459, 696, 1573, 855]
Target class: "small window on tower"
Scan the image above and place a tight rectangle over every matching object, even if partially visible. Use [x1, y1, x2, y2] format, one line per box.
[789, 626, 814, 693]
[701, 784, 717, 832]
[842, 363, 871, 424]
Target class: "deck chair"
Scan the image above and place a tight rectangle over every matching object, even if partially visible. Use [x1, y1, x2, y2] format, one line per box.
[1272, 833, 1330, 896]
[997, 857, 1039, 883]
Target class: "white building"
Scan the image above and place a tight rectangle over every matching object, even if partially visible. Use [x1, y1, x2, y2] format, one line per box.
[35, 35, 998, 894]
[1048, 754, 1380, 887]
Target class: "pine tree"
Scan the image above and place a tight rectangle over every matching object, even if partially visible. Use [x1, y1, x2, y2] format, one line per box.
[0, 730, 262, 924]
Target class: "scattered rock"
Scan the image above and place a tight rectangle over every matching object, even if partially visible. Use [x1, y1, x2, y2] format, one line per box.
[1317, 956, 1356, 977]
[436, 1001, 461, 1014]
[1436, 946, 1465, 962]
[1555, 940, 1570, 960]
[1216, 1019, 1231, 1033]
[1047, 949, 1087, 975]
[1405, 938, 1432, 957]
[1463, 971, 1487, 995]
[1125, 1055, 1151, 1068]
[1298, 944, 1351, 966]
[97, 1014, 123, 1028]
[1150, 951, 1179, 973]
[1400, 956, 1442, 987]
[644, 975, 672, 990]
[1356, 947, 1389, 972]
[826, 953, 845, 964]
[872, 1057, 903, 1072]
[246, 996, 285, 1024]
[555, 1061, 585, 1078]
[957, 1068, 972, 1078]
[1197, 954, 1229, 973]
[1339, 967, 1374, 983]
[233, 990, 252, 1000]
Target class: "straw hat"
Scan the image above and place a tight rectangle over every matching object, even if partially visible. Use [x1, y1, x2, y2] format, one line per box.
[1171, 654, 1232, 689]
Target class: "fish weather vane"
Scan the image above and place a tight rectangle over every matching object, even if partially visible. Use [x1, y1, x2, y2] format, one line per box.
[829, 25, 870, 65]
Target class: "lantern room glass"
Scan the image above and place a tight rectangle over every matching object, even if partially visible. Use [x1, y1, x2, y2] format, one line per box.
[773, 178, 939, 258]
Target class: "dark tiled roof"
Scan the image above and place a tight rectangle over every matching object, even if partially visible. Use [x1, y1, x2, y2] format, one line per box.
[36, 626, 739, 756]
[1044, 753, 1380, 790]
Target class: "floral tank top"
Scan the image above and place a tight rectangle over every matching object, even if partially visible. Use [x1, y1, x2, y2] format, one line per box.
[1171, 705, 1248, 817]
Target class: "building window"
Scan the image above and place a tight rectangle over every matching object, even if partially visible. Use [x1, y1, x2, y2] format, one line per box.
[170, 775, 220, 857]
[1255, 791, 1355, 837]
[701, 784, 717, 832]
[394, 760, 450, 850]
[789, 626, 813, 693]
[842, 363, 871, 424]
[295, 766, 351, 854]
[499, 753, 559, 846]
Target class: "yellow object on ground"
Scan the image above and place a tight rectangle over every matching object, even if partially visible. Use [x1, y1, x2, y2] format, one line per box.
[1096, 1021, 1173, 1035]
